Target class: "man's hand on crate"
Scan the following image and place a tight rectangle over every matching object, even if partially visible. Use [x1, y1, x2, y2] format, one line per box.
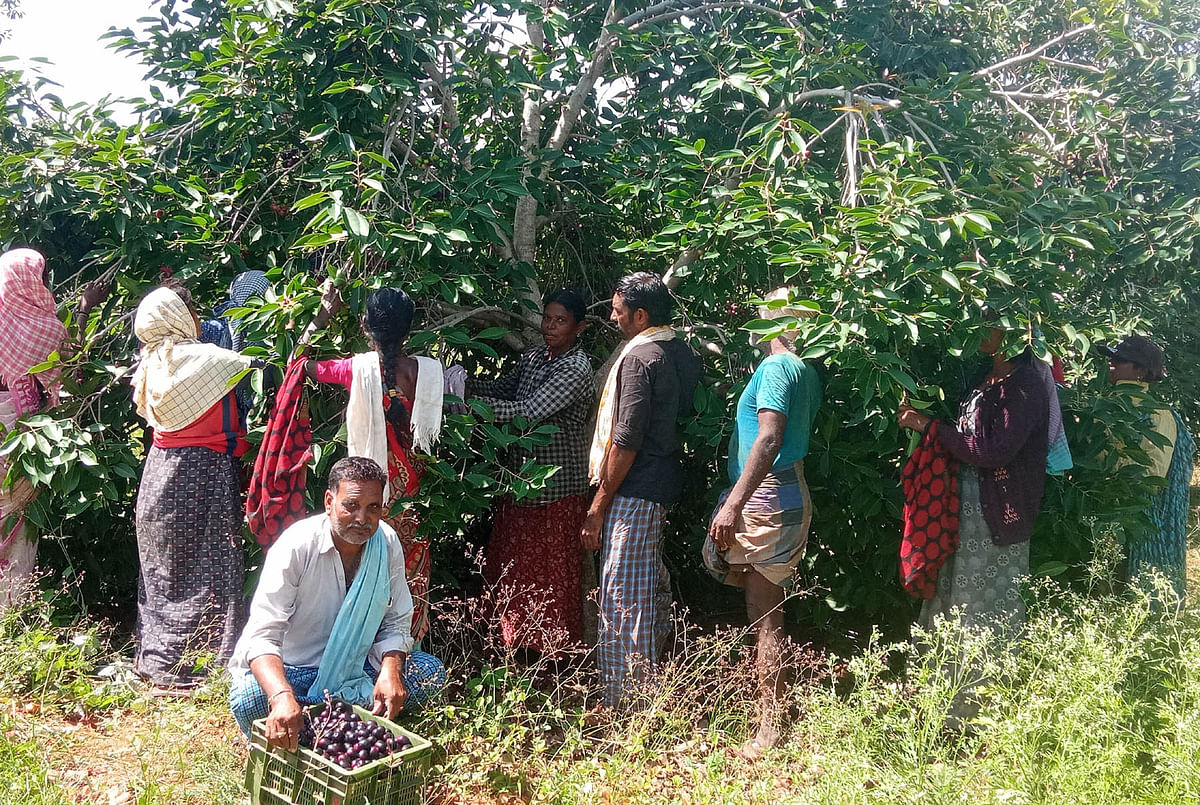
[265, 690, 304, 752]
[251, 654, 307, 752]
[372, 652, 410, 720]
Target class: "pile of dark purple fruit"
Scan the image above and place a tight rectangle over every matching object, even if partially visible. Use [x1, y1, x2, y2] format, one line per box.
[297, 698, 412, 772]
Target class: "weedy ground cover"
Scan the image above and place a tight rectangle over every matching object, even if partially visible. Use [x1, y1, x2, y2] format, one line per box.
[0, 570, 1197, 804]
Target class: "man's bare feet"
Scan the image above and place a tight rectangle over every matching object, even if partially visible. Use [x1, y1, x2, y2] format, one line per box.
[732, 722, 781, 762]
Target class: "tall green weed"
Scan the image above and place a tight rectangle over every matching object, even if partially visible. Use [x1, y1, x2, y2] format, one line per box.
[0, 587, 136, 716]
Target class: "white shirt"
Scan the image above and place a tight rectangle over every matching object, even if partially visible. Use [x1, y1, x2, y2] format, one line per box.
[230, 513, 415, 675]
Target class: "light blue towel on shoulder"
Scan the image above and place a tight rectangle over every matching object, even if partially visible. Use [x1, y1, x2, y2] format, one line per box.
[309, 526, 390, 705]
[1036, 358, 1073, 475]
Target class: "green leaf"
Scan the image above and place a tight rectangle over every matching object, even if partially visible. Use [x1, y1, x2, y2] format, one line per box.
[343, 208, 370, 238]
[963, 212, 992, 233]
[292, 192, 330, 212]
[1058, 235, 1094, 250]
[742, 317, 796, 334]
[475, 327, 508, 340]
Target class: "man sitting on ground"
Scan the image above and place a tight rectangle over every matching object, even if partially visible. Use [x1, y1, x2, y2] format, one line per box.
[229, 456, 446, 748]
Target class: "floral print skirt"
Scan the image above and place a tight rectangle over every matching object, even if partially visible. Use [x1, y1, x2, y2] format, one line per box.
[919, 467, 1028, 638]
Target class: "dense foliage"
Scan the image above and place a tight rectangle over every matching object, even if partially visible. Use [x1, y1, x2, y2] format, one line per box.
[0, 0, 1196, 637]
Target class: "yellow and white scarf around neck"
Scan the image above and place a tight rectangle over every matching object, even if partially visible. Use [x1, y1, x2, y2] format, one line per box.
[587, 325, 676, 484]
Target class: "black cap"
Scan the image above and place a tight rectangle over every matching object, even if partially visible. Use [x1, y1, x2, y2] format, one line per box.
[1097, 335, 1164, 373]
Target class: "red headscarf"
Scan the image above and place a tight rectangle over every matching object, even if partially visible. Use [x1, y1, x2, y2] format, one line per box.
[0, 249, 68, 409]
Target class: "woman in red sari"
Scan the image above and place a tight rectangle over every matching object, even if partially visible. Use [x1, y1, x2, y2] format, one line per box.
[305, 288, 446, 641]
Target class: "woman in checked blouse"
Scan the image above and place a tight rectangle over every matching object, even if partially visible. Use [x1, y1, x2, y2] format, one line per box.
[472, 290, 595, 651]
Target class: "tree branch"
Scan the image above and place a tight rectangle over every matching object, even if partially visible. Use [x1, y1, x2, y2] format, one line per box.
[841, 91, 860, 207]
[630, 0, 794, 29]
[792, 87, 899, 109]
[427, 304, 537, 351]
[489, 219, 516, 260]
[990, 88, 1102, 103]
[621, 0, 692, 28]
[902, 111, 953, 185]
[381, 99, 412, 167]
[546, 0, 620, 152]
[421, 54, 460, 133]
[428, 305, 516, 331]
[231, 163, 296, 242]
[397, 106, 418, 178]
[663, 245, 703, 290]
[512, 0, 550, 267]
[996, 83, 1059, 149]
[974, 24, 1096, 79]
[1040, 55, 1105, 74]
[662, 170, 742, 290]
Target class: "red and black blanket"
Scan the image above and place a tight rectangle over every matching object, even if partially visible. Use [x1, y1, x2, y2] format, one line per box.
[900, 422, 961, 599]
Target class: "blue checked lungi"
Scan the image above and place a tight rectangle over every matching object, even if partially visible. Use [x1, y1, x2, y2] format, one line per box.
[229, 650, 447, 736]
[596, 495, 670, 708]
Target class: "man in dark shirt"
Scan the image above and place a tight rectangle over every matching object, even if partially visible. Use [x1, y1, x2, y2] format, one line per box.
[583, 272, 701, 707]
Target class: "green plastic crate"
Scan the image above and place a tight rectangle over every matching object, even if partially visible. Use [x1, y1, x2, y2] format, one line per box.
[245, 702, 432, 805]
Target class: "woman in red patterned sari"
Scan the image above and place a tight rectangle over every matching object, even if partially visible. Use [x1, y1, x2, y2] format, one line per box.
[305, 288, 445, 642]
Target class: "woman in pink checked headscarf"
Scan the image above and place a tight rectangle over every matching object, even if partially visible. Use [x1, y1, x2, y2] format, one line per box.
[0, 248, 69, 604]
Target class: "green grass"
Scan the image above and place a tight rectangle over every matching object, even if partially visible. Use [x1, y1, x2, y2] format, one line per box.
[0, 579, 1198, 804]
[0, 717, 73, 805]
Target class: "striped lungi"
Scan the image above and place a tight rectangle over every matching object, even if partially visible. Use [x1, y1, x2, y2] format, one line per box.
[596, 495, 670, 708]
[703, 460, 812, 589]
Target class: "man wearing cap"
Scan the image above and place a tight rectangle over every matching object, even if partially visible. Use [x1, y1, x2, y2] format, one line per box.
[1101, 336, 1175, 477]
[1100, 335, 1195, 602]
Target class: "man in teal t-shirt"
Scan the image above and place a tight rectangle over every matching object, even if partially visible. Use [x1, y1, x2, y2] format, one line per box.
[704, 289, 821, 761]
[727, 351, 821, 486]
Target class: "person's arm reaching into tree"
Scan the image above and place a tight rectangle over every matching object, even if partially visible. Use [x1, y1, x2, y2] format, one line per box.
[301, 279, 344, 381]
[470, 354, 524, 401]
[933, 382, 1044, 468]
[477, 358, 591, 424]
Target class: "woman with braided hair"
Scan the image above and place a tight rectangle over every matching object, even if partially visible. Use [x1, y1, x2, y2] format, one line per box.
[304, 288, 448, 643]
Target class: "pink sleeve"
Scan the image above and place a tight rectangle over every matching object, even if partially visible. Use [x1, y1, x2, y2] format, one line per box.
[10, 376, 42, 416]
[315, 357, 354, 388]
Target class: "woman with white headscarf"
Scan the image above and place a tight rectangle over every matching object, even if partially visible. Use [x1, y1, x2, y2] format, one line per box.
[131, 281, 258, 694]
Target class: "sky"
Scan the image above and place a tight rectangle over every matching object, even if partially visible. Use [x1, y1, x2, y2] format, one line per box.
[1, 0, 154, 108]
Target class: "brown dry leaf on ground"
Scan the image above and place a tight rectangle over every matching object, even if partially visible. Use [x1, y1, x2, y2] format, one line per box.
[430, 792, 530, 805]
[15, 694, 246, 805]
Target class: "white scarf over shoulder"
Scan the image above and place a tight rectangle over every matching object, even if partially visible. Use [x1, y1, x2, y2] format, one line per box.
[588, 325, 676, 484]
[347, 352, 446, 499]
